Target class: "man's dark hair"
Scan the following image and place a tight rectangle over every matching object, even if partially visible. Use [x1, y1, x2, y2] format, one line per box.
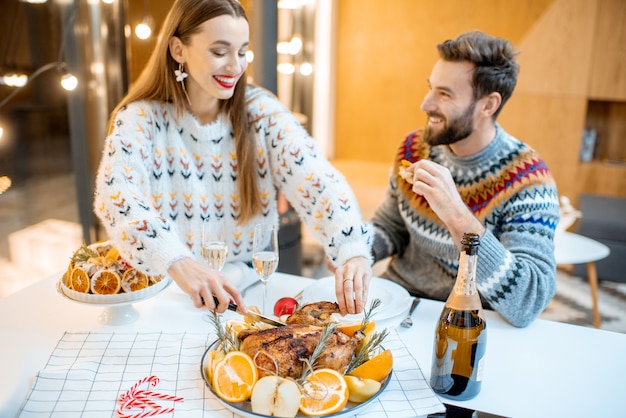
[437, 30, 519, 118]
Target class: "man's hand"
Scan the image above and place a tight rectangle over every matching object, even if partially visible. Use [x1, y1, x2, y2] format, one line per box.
[167, 257, 246, 313]
[405, 160, 485, 246]
[334, 256, 372, 316]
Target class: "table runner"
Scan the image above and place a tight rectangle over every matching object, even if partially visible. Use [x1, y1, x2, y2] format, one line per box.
[18, 330, 445, 417]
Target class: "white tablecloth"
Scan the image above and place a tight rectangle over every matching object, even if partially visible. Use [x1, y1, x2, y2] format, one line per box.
[2, 272, 626, 417]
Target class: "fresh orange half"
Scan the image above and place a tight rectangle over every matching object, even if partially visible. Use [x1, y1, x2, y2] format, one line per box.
[299, 368, 349, 416]
[348, 348, 393, 382]
[91, 269, 122, 295]
[70, 267, 90, 293]
[212, 351, 258, 402]
[121, 268, 149, 293]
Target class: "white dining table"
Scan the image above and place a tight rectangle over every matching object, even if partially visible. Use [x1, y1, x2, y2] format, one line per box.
[1, 271, 625, 418]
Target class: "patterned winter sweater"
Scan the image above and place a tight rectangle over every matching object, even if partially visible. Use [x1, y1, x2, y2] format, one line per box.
[94, 86, 372, 277]
[371, 125, 560, 327]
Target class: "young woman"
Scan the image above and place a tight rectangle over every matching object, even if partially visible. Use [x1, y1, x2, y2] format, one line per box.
[94, 0, 372, 315]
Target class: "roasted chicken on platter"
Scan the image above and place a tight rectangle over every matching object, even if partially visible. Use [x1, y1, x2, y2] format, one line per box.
[238, 301, 364, 379]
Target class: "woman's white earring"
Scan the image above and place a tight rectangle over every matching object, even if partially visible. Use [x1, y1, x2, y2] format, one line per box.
[175, 63, 188, 83]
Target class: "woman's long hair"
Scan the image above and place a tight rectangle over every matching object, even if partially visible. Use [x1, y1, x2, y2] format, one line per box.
[108, 0, 261, 224]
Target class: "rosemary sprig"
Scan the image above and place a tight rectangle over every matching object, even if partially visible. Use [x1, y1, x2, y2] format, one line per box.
[70, 243, 99, 264]
[358, 298, 382, 332]
[344, 328, 390, 375]
[207, 311, 240, 353]
[299, 322, 338, 381]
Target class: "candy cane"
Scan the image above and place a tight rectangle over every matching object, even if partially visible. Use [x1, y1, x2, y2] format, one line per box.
[135, 391, 184, 402]
[117, 376, 183, 418]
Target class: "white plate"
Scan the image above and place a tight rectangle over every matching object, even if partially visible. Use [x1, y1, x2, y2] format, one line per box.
[57, 276, 170, 305]
[302, 276, 411, 326]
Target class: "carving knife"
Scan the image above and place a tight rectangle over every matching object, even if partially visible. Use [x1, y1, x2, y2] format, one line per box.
[212, 296, 286, 327]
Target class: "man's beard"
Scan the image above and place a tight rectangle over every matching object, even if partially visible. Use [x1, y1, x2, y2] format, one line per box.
[423, 101, 476, 146]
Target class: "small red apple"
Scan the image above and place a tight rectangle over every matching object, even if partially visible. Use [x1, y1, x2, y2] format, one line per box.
[274, 297, 299, 316]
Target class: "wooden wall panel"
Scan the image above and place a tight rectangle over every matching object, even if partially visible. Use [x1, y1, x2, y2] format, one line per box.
[513, 0, 598, 96]
[588, 0, 626, 100]
[580, 163, 626, 197]
[333, 0, 553, 163]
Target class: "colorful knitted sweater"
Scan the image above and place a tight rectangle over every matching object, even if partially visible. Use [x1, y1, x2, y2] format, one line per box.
[94, 86, 372, 277]
[371, 125, 560, 327]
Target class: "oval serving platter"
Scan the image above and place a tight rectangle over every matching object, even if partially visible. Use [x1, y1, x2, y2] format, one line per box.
[200, 340, 391, 418]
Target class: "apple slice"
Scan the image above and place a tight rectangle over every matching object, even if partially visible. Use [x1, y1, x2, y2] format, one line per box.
[251, 375, 301, 417]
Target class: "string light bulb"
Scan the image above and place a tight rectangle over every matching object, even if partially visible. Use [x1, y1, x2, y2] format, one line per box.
[60, 72, 78, 91]
[135, 16, 153, 40]
[1, 73, 28, 87]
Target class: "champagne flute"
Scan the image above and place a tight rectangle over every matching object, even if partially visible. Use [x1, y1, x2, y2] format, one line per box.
[202, 218, 228, 272]
[200, 218, 228, 322]
[252, 224, 279, 316]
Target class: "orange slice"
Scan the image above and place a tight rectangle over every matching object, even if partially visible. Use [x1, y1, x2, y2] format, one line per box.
[121, 268, 149, 293]
[91, 269, 122, 295]
[401, 159, 412, 167]
[348, 348, 393, 382]
[203, 349, 225, 385]
[70, 267, 90, 293]
[212, 351, 258, 402]
[149, 274, 163, 285]
[299, 368, 349, 416]
[338, 321, 376, 352]
[337, 321, 375, 337]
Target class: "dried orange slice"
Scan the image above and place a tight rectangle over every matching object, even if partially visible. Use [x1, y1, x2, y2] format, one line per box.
[401, 159, 412, 167]
[91, 269, 122, 295]
[348, 348, 393, 382]
[299, 368, 349, 416]
[121, 268, 149, 292]
[212, 351, 258, 402]
[70, 267, 90, 293]
[149, 274, 163, 284]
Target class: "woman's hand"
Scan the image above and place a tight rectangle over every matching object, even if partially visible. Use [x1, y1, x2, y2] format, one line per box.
[334, 256, 372, 316]
[167, 257, 247, 313]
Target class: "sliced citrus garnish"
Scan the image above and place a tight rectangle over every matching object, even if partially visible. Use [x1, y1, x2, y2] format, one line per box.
[70, 267, 90, 293]
[348, 348, 393, 382]
[149, 274, 163, 284]
[91, 269, 122, 295]
[203, 349, 225, 385]
[243, 305, 262, 324]
[401, 159, 412, 167]
[337, 321, 375, 338]
[338, 321, 376, 352]
[299, 368, 349, 416]
[121, 268, 149, 292]
[212, 351, 258, 402]
[105, 247, 119, 261]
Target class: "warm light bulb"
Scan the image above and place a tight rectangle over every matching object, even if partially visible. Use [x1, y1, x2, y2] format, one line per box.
[135, 20, 152, 40]
[2, 73, 28, 87]
[277, 63, 295, 75]
[246, 50, 254, 63]
[299, 62, 313, 76]
[61, 73, 78, 91]
[0, 126, 3, 139]
[101, 0, 114, 3]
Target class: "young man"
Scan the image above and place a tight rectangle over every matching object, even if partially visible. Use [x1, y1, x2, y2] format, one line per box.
[369, 31, 560, 327]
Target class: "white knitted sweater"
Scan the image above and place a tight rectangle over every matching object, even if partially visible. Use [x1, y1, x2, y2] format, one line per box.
[94, 86, 372, 276]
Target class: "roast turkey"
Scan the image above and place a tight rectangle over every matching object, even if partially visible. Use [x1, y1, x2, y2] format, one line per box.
[238, 302, 363, 379]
